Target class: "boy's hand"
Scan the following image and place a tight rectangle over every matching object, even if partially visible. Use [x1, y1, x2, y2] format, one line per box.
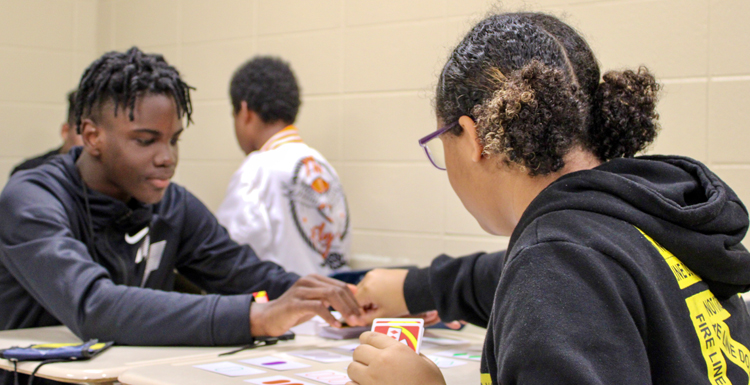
[354, 269, 410, 324]
[347, 332, 446, 385]
[249, 274, 362, 336]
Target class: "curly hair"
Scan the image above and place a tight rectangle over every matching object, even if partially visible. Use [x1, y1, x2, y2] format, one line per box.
[473, 60, 586, 175]
[229, 56, 301, 124]
[75, 47, 193, 133]
[591, 67, 660, 160]
[436, 13, 660, 175]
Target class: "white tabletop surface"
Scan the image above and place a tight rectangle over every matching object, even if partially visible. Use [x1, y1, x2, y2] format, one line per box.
[118, 326, 486, 385]
[0, 326, 231, 384]
[0, 325, 485, 385]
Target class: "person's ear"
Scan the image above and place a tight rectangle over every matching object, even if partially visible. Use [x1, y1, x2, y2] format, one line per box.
[80, 119, 103, 157]
[458, 115, 484, 163]
[60, 122, 71, 140]
[238, 101, 256, 126]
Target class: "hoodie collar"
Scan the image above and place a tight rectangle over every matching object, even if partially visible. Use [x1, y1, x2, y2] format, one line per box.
[509, 155, 750, 298]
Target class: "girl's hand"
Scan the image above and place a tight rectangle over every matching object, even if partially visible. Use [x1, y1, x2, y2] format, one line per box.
[355, 269, 410, 324]
[346, 332, 446, 385]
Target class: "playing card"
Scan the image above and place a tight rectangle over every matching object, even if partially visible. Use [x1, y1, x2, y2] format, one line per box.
[296, 370, 351, 385]
[371, 318, 425, 353]
[434, 350, 482, 361]
[193, 361, 265, 377]
[239, 356, 311, 371]
[332, 343, 360, 353]
[426, 355, 469, 368]
[245, 375, 317, 385]
[421, 336, 470, 346]
[288, 350, 351, 363]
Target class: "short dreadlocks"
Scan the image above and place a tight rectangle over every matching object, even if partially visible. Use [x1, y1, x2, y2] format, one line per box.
[74, 47, 194, 133]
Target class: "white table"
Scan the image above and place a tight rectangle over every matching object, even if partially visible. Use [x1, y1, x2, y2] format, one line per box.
[0, 326, 230, 384]
[0, 325, 485, 385]
[117, 327, 485, 385]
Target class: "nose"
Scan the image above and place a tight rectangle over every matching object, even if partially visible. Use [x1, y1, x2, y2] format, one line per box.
[154, 142, 177, 167]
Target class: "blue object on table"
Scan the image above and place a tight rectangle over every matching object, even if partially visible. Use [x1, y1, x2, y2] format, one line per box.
[1, 340, 113, 385]
[0, 340, 112, 362]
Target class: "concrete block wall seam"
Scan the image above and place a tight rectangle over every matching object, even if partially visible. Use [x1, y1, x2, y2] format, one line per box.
[2, 0, 750, 260]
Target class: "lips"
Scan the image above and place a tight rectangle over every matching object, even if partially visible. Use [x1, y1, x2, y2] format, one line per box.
[148, 178, 170, 189]
[146, 174, 173, 189]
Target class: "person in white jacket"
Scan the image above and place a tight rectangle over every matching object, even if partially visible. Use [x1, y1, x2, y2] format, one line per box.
[217, 56, 351, 277]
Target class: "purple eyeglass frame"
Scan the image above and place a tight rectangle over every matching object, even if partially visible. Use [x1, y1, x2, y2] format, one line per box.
[418, 121, 458, 171]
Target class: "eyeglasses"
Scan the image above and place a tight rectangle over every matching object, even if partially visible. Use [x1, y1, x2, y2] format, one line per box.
[418, 122, 458, 171]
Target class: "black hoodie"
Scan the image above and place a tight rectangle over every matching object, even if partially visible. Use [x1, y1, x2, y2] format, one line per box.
[0, 147, 299, 346]
[405, 156, 750, 384]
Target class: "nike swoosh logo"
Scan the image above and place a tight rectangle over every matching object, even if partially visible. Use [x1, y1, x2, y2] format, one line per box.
[125, 226, 149, 244]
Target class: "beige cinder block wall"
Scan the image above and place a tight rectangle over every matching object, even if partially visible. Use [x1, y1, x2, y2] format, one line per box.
[0, 0, 98, 188]
[1, 0, 748, 267]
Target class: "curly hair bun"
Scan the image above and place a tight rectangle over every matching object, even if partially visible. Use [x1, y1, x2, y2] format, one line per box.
[473, 60, 586, 176]
[590, 67, 661, 161]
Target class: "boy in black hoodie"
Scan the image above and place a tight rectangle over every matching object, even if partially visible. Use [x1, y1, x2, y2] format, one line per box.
[349, 13, 750, 385]
[0, 48, 362, 384]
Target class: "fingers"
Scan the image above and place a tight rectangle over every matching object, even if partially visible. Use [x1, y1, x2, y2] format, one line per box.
[352, 344, 381, 365]
[418, 310, 441, 326]
[347, 361, 368, 385]
[443, 321, 463, 330]
[296, 275, 362, 320]
[297, 299, 341, 328]
[292, 286, 359, 324]
[359, 331, 400, 349]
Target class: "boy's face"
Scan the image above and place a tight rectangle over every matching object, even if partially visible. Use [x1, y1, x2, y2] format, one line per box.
[90, 94, 183, 204]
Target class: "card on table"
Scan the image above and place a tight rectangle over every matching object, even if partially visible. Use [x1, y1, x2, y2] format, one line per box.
[426, 355, 469, 368]
[240, 356, 311, 371]
[434, 350, 482, 361]
[193, 361, 265, 377]
[371, 318, 425, 354]
[245, 375, 317, 385]
[332, 343, 360, 353]
[421, 335, 470, 346]
[288, 350, 351, 363]
[296, 370, 351, 385]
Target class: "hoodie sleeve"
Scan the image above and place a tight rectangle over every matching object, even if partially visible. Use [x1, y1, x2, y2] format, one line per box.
[174, 189, 299, 301]
[0, 179, 266, 346]
[402, 250, 506, 327]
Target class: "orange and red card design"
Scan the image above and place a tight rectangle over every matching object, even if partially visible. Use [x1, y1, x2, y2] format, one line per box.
[371, 318, 425, 354]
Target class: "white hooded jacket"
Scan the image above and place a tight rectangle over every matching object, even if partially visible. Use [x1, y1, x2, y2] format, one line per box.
[216, 126, 351, 276]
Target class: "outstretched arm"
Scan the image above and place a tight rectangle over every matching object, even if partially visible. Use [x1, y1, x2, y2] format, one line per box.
[355, 250, 505, 327]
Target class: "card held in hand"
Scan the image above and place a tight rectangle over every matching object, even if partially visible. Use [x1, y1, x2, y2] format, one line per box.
[371, 318, 425, 354]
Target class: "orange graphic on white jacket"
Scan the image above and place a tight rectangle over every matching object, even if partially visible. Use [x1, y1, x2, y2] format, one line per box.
[286, 157, 349, 269]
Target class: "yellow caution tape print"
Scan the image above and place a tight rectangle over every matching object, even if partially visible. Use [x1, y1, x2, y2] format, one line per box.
[636, 228, 701, 289]
[686, 290, 750, 384]
[638, 227, 750, 384]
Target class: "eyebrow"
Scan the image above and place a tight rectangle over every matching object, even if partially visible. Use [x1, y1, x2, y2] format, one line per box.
[133, 128, 161, 136]
[133, 128, 184, 137]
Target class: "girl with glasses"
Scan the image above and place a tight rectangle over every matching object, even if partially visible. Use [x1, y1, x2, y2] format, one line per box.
[348, 12, 750, 385]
